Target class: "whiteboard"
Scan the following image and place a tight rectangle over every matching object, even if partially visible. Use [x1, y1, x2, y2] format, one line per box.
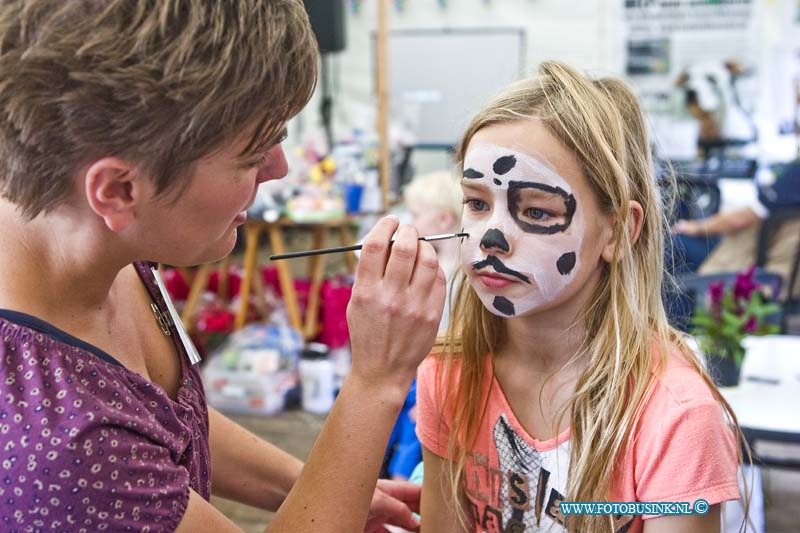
[385, 28, 525, 148]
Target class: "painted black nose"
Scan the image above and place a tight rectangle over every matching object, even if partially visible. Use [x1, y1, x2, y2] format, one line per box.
[480, 229, 509, 253]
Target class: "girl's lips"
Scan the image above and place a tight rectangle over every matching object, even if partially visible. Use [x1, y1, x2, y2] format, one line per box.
[234, 211, 248, 224]
[478, 273, 516, 289]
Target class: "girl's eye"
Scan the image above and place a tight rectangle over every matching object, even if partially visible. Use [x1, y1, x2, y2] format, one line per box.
[524, 207, 551, 220]
[464, 198, 489, 212]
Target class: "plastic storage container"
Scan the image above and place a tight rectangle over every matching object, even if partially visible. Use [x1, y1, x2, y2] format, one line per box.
[298, 343, 336, 415]
[203, 324, 303, 416]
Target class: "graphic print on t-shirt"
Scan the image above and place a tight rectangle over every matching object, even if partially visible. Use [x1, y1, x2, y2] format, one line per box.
[464, 414, 634, 533]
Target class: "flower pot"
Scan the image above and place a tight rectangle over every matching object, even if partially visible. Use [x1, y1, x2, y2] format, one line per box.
[706, 354, 740, 387]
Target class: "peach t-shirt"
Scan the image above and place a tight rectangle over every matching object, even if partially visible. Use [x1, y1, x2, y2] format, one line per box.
[416, 351, 739, 533]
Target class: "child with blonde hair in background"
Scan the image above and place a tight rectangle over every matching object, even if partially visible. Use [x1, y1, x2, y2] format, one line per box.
[403, 170, 464, 326]
[417, 62, 748, 533]
[384, 170, 464, 481]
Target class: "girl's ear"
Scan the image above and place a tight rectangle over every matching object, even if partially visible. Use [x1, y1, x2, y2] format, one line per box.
[601, 200, 644, 263]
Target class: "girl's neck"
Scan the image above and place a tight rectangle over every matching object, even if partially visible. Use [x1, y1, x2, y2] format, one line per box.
[498, 313, 587, 374]
[495, 264, 602, 374]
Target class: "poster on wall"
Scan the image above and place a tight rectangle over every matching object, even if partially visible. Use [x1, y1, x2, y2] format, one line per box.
[623, 0, 759, 158]
[624, 0, 756, 84]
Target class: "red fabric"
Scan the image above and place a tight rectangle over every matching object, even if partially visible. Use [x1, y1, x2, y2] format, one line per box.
[318, 278, 352, 348]
[206, 269, 242, 301]
[161, 268, 190, 302]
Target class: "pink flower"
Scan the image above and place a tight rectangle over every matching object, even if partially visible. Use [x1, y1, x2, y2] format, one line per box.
[744, 315, 758, 333]
[733, 265, 758, 303]
[708, 281, 725, 305]
[708, 280, 725, 318]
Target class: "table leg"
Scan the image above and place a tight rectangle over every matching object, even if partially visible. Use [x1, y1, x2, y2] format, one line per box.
[267, 225, 303, 333]
[252, 262, 268, 321]
[339, 224, 357, 273]
[181, 263, 210, 334]
[217, 254, 231, 305]
[304, 227, 327, 339]
[235, 224, 261, 331]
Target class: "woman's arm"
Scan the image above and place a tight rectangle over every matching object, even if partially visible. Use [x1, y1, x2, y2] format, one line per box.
[207, 406, 303, 510]
[177, 217, 444, 532]
[672, 206, 762, 237]
[643, 505, 720, 533]
[420, 446, 471, 533]
[266, 218, 446, 532]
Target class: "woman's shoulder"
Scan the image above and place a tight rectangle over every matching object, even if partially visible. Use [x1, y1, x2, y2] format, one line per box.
[0, 312, 185, 441]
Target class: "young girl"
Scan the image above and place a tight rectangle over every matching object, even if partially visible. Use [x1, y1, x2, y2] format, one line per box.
[417, 62, 745, 533]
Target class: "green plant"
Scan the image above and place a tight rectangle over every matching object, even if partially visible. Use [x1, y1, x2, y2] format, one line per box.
[691, 266, 781, 366]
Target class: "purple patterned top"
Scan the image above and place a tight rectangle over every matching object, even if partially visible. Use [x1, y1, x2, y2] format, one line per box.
[0, 262, 211, 532]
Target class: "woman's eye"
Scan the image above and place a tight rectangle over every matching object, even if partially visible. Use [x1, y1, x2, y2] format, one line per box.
[524, 207, 551, 220]
[464, 198, 489, 212]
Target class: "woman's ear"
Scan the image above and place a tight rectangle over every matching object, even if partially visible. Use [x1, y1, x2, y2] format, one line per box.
[83, 157, 143, 232]
[601, 200, 644, 263]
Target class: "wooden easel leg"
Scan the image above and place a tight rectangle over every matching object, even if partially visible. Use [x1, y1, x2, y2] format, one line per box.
[267, 225, 303, 333]
[304, 227, 327, 339]
[235, 224, 261, 330]
[181, 263, 210, 334]
[339, 224, 357, 274]
[217, 254, 231, 306]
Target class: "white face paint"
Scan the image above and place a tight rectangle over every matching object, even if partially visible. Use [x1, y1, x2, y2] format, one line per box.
[460, 143, 586, 317]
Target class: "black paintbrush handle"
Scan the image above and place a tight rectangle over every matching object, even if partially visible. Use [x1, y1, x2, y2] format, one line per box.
[269, 232, 468, 261]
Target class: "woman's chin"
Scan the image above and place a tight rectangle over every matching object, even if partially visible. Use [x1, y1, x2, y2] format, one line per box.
[181, 229, 239, 267]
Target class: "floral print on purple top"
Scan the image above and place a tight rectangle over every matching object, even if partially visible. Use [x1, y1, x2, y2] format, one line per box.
[0, 262, 211, 532]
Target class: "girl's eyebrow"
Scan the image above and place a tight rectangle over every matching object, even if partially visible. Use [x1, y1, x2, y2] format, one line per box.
[461, 180, 489, 192]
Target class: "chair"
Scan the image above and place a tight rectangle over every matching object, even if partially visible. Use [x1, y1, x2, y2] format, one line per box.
[659, 160, 722, 222]
[755, 206, 800, 329]
[675, 174, 722, 221]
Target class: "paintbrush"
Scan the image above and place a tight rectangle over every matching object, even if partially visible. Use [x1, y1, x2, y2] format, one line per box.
[269, 232, 469, 261]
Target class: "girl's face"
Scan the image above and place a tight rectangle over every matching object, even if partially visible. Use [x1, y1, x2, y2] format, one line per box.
[460, 119, 610, 318]
[134, 128, 288, 267]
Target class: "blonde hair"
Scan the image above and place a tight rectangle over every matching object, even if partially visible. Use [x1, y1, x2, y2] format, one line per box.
[402, 170, 463, 219]
[0, 0, 317, 219]
[436, 61, 750, 532]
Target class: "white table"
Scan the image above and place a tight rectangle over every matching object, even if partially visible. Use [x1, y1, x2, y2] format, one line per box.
[718, 383, 800, 532]
[720, 383, 800, 468]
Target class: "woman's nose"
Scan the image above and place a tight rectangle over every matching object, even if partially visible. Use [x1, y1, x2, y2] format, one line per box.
[256, 144, 289, 184]
[479, 228, 511, 254]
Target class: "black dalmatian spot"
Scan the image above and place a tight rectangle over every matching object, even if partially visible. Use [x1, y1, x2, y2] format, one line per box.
[493, 155, 516, 175]
[464, 168, 484, 179]
[493, 178, 502, 186]
[556, 252, 576, 275]
[493, 296, 515, 316]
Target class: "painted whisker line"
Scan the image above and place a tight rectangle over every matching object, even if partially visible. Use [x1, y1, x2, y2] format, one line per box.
[269, 232, 469, 261]
[472, 255, 531, 284]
